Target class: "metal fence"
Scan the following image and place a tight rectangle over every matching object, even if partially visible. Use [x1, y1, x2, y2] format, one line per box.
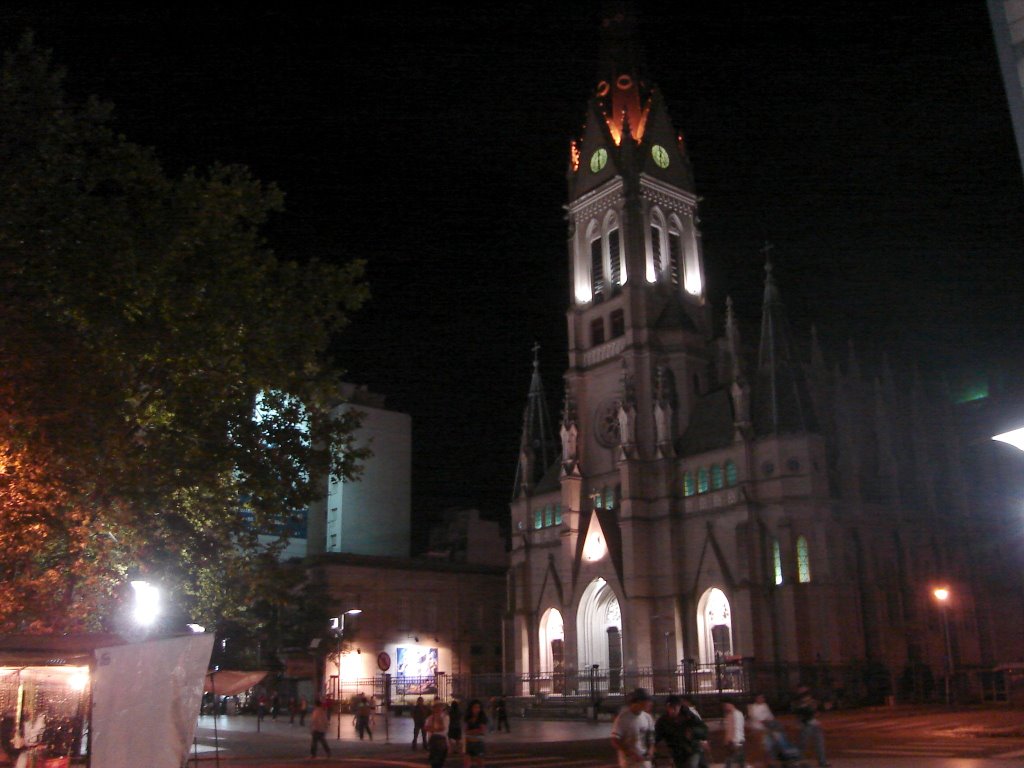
[328, 659, 1001, 717]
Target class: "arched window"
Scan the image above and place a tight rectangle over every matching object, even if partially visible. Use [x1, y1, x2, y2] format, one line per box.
[544, 504, 554, 527]
[683, 472, 695, 497]
[697, 467, 709, 494]
[797, 536, 812, 583]
[668, 225, 682, 286]
[773, 539, 783, 585]
[725, 460, 739, 487]
[604, 486, 616, 510]
[554, 504, 563, 525]
[710, 464, 724, 490]
[534, 508, 543, 530]
[608, 227, 621, 287]
[650, 221, 664, 280]
[590, 232, 604, 300]
[593, 490, 604, 510]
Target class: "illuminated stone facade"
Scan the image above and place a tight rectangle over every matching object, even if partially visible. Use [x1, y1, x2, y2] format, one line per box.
[508, 14, 997, 696]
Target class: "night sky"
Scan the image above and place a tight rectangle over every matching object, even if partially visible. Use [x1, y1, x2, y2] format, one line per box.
[4, 3, 1023, 548]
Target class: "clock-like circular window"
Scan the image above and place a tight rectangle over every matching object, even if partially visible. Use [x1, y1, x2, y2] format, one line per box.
[652, 144, 670, 168]
[590, 148, 608, 173]
[594, 398, 621, 447]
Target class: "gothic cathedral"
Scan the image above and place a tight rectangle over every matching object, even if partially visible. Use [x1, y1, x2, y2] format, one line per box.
[507, 12, 982, 699]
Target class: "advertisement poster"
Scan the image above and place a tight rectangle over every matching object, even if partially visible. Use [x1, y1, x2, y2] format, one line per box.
[395, 647, 438, 694]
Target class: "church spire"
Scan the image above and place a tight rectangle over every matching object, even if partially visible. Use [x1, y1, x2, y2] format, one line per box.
[513, 343, 556, 498]
[752, 244, 817, 436]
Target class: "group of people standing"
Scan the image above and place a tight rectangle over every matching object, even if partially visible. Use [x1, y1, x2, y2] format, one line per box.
[611, 686, 830, 768]
[410, 696, 491, 768]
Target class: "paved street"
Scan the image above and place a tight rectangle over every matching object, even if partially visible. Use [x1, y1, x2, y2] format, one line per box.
[188, 704, 1024, 767]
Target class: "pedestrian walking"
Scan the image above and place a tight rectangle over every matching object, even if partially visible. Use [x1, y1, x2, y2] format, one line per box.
[355, 693, 373, 740]
[654, 694, 706, 768]
[495, 695, 510, 732]
[411, 696, 430, 749]
[448, 698, 463, 754]
[794, 686, 830, 767]
[679, 696, 710, 768]
[610, 687, 655, 768]
[309, 700, 331, 759]
[463, 698, 489, 768]
[721, 698, 745, 768]
[298, 695, 308, 727]
[746, 693, 775, 767]
[424, 699, 451, 768]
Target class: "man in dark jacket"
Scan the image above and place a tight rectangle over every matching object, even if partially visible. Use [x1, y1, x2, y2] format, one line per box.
[655, 695, 707, 768]
[794, 686, 830, 767]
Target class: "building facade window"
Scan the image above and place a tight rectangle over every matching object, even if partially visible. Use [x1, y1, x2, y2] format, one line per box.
[545, 504, 554, 527]
[534, 508, 543, 529]
[668, 230, 682, 286]
[554, 504, 563, 525]
[651, 222, 664, 280]
[773, 539, 783, 585]
[610, 308, 625, 338]
[591, 235, 604, 299]
[608, 228, 621, 287]
[683, 472, 695, 496]
[591, 317, 605, 346]
[697, 467, 709, 494]
[725, 460, 739, 486]
[711, 464, 724, 490]
[604, 487, 616, 510]
[797, 536, 812, 583]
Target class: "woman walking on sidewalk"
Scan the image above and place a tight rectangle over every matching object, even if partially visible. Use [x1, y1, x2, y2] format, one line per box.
[425, 699, 451, 768]
[309, 700, 331, 759]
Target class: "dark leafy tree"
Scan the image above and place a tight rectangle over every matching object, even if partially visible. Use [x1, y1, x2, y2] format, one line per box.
[0, 34, 368, 635]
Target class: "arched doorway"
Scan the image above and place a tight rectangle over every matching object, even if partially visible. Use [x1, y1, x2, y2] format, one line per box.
[577, 578, 623, 691]
[538, 608, 565, 693]
[696, 587, 733, 663]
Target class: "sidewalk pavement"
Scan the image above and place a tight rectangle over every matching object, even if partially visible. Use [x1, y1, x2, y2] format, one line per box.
[191, 710, 614, 762]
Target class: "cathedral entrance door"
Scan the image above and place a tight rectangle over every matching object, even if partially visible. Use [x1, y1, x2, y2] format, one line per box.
[577, 578, 623, 692]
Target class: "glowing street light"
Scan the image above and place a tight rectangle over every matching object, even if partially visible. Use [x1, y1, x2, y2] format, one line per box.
[130, 580, 160, 628]
[330, 609, 362, 738]
[933, 587, 953, 706]
[993, 428, 1024, 452]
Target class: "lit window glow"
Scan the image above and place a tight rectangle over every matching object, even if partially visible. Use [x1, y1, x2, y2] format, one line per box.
[796, 536, 811, 583]
[993, 428, 1024, 452]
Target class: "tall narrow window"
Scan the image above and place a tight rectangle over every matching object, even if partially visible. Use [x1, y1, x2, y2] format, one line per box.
[711, 464, 724, 490]
[725, 460, 739, 487]
[697, 467, 709, 494]
[590, 236, 604, 299]
[604, 487, 615, 510]
[773, 539, 783, 585]
[534, 508, 543, 530]
[545, 504, 554, 527]
[554, 504, 563, 525]
[683, 472, 695, 497]
[591, 318, 605, 346]
[593, 490, 604, 510]
[610, 309, 625, 338]
[608, 228, 621, 286]
[797, 536, 812, 583]
[650, 223, 664, 280]
[668, 231, 682, 286]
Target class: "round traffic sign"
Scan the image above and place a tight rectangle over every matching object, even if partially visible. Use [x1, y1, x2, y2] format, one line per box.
[377, 651, 391, 672]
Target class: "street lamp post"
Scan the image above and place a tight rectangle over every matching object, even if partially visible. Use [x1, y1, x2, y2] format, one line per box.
[933, 588, 953, 706]
[330, 609, 361, 739]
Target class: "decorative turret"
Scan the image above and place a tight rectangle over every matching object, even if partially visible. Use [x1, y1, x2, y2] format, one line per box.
[752, 247, 818, 436]
[512, 343, 557, 499]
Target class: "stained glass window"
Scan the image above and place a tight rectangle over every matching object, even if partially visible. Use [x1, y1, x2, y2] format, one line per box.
[725, 460, 739, 487]
[554, 504, 562, 525]
[773, 539, 783, 585]
[545, 504, 553, 527]
[534, 508, 543, 529]
[711, 464, 724, 490]
[698, 467, 709, 494]
[797, 536, 812, 583]
[683, 472, 695, 496]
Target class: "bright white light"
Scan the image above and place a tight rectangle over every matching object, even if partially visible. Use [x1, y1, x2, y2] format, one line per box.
[68, 669, 89, 691]
[346, 608, 363, 616]
[933, 587, 950, 602]
[131, 580, 160, 627]
[993, 428, 1024, 452]
[186, 623, 206, 634]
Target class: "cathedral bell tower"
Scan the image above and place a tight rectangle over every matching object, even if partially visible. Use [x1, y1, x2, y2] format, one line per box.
[564, 9, 711, 478]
